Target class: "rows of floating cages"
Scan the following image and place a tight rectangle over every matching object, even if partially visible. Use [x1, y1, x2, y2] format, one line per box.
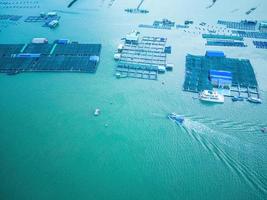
[253, 41, 267, 49]
[232, 30, 267, 39]
[217, 20, 257, 31]
[183, 51, 261, 103]
[124, 8, 149, 14]
[0, 15, 23, 21]
[0, 0, 39, 9]
[205, 40, 247, 47]
[139, 19, 193, 30]
[202, 33, 247, 47]
[0, 1, 39, 5]
[114, 31, 174, 80]
[0, 38, 101, 75]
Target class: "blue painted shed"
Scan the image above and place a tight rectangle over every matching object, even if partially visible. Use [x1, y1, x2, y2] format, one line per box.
[209, 70, 232, 88]
[205, 51, 225, 58]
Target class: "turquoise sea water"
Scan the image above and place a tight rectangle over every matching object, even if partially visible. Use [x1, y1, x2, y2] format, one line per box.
[0, 0, 267, 199]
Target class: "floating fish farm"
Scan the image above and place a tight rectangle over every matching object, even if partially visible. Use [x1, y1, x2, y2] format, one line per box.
[125, 0, 149, 14]
[253, 41, 267, 49]
[217, 20, 257, 30]
[0, 15, 22, 21]
[0, 40, 101, 75]
[139, 19, 175, 30]
[183, 51, 260, 98]
[24, 12, 60, 28]
[206, 41, 247, 47]
[202, 34, 244, 41]
[202, 34, 246, 47]
[114, 31, 172, 80]
[0, 1, 39, 9]
[232, 30, 267, 39]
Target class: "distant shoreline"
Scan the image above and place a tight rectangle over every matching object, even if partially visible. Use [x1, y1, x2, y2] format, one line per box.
[68, 0, 78, 8]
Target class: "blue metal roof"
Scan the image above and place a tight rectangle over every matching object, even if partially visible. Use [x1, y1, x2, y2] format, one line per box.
[210, 70, 232, 77]
[209, 70, 232, 81]
[205, 51, 225, 57]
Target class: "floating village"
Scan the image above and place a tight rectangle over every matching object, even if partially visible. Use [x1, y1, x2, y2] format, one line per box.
[0, 2, 267, 107]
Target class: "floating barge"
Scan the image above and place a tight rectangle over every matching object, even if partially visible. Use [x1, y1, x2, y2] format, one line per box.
[183, 51, 260, 99]
[0, 39, 101, 74]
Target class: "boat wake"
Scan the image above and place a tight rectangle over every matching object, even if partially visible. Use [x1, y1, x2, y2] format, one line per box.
[186, 115, 267, 134]
[180, 118, 267, 195]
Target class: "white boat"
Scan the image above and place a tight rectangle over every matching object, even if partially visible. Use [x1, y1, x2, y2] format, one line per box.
[167, 113, 184, 124]
[94, 108, 100, 116]
[199, 90, 224, 103]
[115, 72, 121, 78]
[114, 53, 121, 61]
[247, 97, 262, 104]
[48, 20, 59, 28]
[117, 44, 124, 52]
[32, 38, 48, 44]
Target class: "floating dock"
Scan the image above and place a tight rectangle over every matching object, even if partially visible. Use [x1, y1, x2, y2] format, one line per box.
[183, 52, 259, 98]
[0, 41, 101, 74]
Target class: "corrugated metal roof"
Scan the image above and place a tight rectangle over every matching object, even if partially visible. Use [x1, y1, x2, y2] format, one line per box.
[205, 51, 225, 57]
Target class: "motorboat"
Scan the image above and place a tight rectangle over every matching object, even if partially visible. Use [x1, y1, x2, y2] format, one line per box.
[260, 127, 267, 133]
[167, 113, 184, 125]
[114, 53, 121, 61]
[199, 90, 224, 103]
[247, 97, 262, 104]
[117, 44, 124, 52]
[232, 96, 245, 102]
[94, 108, 100, 116]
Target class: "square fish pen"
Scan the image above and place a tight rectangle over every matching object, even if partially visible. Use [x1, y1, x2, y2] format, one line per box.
[183, 52, 260, 98]
[0, 44, 24, 57]
[116, 36, 168, 80]
[52, 43, 101, 56]
[22, 43, 55, 55]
